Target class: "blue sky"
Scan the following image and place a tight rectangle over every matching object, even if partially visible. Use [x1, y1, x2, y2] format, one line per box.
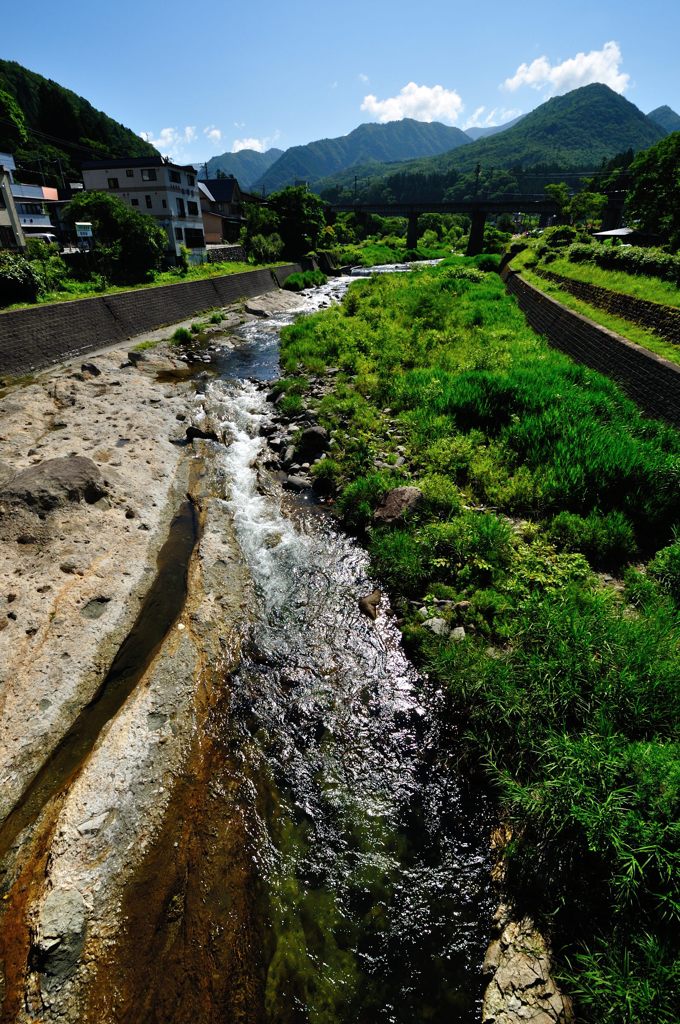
[3, 0, 679, 166]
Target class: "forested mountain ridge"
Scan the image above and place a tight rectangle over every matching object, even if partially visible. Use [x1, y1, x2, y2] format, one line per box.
[319, 85, 666, 203]
[255, 118, 471, 193]
[203, 147, 284, 190]
[647, 104, 680, 134]
[0, 59, 158, 185]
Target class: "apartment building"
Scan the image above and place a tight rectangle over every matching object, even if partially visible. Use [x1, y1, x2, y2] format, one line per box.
[81, 157, 205, 262]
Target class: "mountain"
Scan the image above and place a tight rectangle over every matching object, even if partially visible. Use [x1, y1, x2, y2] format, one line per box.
[255, 118, 471, 193]
[203, 147, 284, 191]
[647, 105, 680, 134]
[319, 85, 666, 203]
[464, 114, 525, 141]
[0, 59, 158, 186]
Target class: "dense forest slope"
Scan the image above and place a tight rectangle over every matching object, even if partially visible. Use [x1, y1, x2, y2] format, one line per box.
[0, 59, 158, 185]
[255, 118, 471, 192]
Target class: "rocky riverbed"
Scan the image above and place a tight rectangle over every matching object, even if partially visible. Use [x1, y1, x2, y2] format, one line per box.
[0, 289, 305, 1021]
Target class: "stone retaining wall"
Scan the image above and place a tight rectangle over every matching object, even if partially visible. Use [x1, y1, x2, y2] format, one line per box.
[501, 267, 680, 427]
[0, 264, 301, 377]
[205, 244, 247, 264]
[534, 268, 680, 344]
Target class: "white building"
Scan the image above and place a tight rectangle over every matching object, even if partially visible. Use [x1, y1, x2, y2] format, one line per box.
[0, 158, 26, 249]
[81, 157, 205, 263]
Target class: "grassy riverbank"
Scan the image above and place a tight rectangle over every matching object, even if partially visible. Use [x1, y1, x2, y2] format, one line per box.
[278, 258, 680, 1024]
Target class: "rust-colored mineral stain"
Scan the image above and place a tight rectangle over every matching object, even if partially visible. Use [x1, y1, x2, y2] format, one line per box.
[84, 688, 268, 1024]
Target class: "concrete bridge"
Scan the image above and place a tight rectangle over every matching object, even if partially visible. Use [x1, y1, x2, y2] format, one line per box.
[330, 195, 626, 255]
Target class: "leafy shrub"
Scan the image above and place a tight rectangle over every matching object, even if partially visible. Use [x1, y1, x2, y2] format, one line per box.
[336, 471, 397, 531]
[0, 250, 43, 305]
[171, 326, 192, 344]
[548, 509, 638, 567]
[418, 474, 462, 518]
[283, 270, 328, 292]
[248, 232, 283, 263]
[566, 242, 680, 283]
[647, 541, 680, 604]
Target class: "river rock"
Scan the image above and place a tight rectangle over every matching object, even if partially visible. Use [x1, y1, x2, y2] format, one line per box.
[358, 589, 381, 620]
[0, 456, 107, 512]
[283, 475, 311, 492]
[35, 887, 87, 990]
[373, 486, 422, 525]
[482, 911, 573, 1024]
[185, 425, 220, 444]
[422, 617, 451, 637]
[295, 426, 329, 463]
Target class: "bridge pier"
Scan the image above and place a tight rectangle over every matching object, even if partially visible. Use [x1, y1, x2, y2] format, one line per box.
[466, 209, 487, 256]
[601, 202, 623, 231]
[406, 213, 419, 250]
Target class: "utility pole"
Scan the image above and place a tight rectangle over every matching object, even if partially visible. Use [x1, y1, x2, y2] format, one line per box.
[474, 163, 481, 196]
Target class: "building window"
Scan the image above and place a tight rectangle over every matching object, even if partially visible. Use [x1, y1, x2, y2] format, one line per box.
[187, 174, 195, 187]
[145, 195, 152, 209]
[107, 177, 119, 189]
[169, 170, 181, 184]
[175, 227, 184, 240]
[184, 227, 205, 248]
[187, 200, 198, 216]
[131, 198, 139, 206]
[162, 199, 167, 208]
[141, 168, 157, 181]
[177, 198, 186, 217]
[126, 169, 134, 177]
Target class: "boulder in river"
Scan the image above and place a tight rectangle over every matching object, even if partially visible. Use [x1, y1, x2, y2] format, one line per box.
[295, 426, 329, 463]
[1, 456, 107, 512]
[358, 589, 382, 620]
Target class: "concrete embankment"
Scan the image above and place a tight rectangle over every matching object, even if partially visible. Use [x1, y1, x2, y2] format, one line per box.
[501, 266, 680, 427]
[0, 264, 301, 378]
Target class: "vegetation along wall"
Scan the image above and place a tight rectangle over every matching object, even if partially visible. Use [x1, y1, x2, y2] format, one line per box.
[502, 267, 680, 427]
[0, 265, 301, 377]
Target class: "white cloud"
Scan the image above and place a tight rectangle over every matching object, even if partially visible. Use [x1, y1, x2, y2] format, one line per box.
[358, 72, 369, 83]
[361, 81, 464, 124]
[463, 106, 522, 129]
[330, 80, 339, 90]
[503, 41, 629, 96]
[140, 125, 197, 159]
[233, 121, 246, 129]
[204, 125, 222, 145]
[232, 129, 281, 154]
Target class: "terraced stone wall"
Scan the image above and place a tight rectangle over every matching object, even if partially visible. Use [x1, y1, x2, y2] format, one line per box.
[502, 267, 680, 427]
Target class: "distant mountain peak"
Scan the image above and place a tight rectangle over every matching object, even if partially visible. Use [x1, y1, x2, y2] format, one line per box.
[254, 118, 471, 193]
[647, 105, 680, 134]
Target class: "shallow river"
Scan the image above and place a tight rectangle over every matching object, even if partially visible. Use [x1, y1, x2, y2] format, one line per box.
[193, 271, 495, 1022]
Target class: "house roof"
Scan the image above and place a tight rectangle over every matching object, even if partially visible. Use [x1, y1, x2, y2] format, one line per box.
[200, 177, 240, 202]
[198, 181, 216, 202]
[81, 156, 198, 172]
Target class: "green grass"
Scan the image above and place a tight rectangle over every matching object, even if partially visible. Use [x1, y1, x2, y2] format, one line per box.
[278, 259, 680, 1024]
[538, 254, 680, 308]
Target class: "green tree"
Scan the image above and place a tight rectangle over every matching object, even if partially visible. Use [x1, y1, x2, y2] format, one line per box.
[544, 182, 571, 223]
[0, 87, 28, 145]
[569, 190, 607, 229]
[63, 191, 167, 283]
[267, 186, 327, 258]
[627, 132, 680, 250]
